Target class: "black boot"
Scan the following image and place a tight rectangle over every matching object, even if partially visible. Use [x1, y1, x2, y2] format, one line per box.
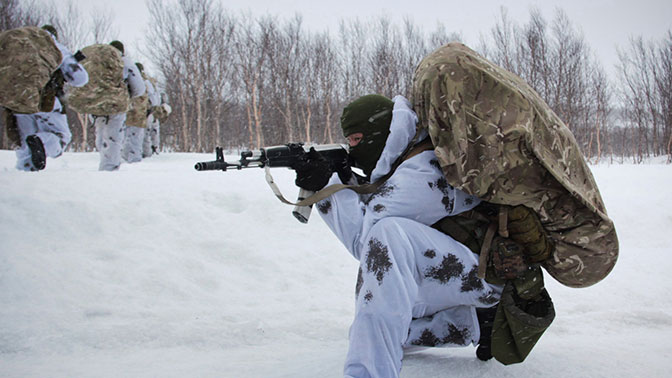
[25, 135, 46, 171]
[476, 305, 498, 361]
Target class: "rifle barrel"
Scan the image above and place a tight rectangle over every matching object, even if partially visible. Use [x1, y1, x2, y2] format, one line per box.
[194, 160, 229, 171]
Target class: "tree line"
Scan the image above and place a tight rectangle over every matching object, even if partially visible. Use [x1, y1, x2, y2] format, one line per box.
[1, 0, 671, 163]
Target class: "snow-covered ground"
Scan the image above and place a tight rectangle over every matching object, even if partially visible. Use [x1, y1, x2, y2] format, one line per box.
[0, 150, 670, 378]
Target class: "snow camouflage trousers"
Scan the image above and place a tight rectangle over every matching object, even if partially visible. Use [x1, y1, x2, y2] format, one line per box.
[142, 115, 160, 157]
[14, 108, 71, 171]
[122, 125, 144, 163]
[94, 113, 126, 171]
[345, 217, 501, 378]
[412, 42, 618, 288]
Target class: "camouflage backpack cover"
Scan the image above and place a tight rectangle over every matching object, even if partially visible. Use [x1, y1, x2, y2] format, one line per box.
[0, 26, 62, 114]
[412, 42, 618, 289]
[126, 94, 149, 127]
[151, 103, 170, 123]
[125, 72, 149, 127]
[149, 77, 171, 123]
[67, 44, 129, 116]
[147, 77, 163, 121]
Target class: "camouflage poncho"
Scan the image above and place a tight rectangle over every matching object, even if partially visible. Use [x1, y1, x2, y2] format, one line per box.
[67, 44, 129, 116]
[0, 27, 62, 114]
[412, 43, 618, 288]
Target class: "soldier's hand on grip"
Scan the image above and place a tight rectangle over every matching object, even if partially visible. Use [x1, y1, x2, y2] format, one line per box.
[294, 147, 333, 192]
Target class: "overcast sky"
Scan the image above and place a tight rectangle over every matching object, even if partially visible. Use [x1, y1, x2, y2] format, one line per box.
[73, 0, 672, 78]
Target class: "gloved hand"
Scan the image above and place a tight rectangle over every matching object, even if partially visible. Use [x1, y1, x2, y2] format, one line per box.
[294, 147, 333, 192]
[490, 236, 528, 280]
[335, 155, 353, 184]
[507, 205, 554, 263]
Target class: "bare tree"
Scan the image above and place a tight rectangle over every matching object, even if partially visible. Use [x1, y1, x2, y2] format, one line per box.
[90, 6, 117, 44]
[205, 11, 237, 151]
[338, 19, 371, 101]
[0, 0, 46, 31]
[235, 13, 274, 148]
[0, 0, 22, 31]
[489, 7, 518, 74]
[427, 21, 462, 50]
[589, 65, 611, 162]
[485, 7, 609, 158]
[518, 8, 551, 100]
[312, 31, 341, 144]
[368, 17, 402, 97]
[617, 31, 672, 162]
[267, 15, 304, 143]
[656, 32, 672, 161]
[147, 0, 231, 152]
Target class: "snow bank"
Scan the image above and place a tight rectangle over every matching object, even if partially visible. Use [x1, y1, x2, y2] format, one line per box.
[0, 150, 670, 377]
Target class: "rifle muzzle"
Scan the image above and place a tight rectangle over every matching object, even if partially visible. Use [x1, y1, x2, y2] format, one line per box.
[194, 161, 228, 171]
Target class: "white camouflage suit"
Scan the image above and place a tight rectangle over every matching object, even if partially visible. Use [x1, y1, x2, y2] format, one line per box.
[142, 79, 161, 158]
[14, 34, 89, 171]
[122, 73, 156, 163]
[94, 55, 145, 171]
[316, 96, 502, 378]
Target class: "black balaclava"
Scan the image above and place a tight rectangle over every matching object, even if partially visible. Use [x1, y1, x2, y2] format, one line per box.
[340, 94, 393, 178]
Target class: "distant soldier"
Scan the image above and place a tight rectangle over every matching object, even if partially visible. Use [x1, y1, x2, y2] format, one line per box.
[68, 40, 145, 171]
[143, 89, 170, 157]
[0, 25, 88, 171]
[95, 41, 145, 170]
[121, 62, 151, 163]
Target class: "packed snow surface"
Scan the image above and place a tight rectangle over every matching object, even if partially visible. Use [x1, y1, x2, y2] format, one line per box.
[1, 150, 670, 377]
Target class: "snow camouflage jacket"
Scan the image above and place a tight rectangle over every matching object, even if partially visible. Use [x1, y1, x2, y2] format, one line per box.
[412, 43, 618, 288]
[67, 44, 129, 116]
[0, 27, 62, 114]
[316, 95, 482, 260]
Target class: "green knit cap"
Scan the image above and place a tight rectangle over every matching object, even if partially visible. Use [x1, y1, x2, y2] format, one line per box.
[41, 24, 58, 39]
[340, 94, 394, 177]
[340, 94, 393, 137]
[110, 40, 125, 55]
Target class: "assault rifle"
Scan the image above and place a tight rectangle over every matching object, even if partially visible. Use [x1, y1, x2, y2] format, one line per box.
[195, 143, 349, 223]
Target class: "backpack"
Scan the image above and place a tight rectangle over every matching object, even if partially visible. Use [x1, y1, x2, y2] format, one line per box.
[151, 103, 171, 123]
[147, 77, 171, 123]
[412, 42, 618, 289]
[0, 26, 62, 114]
[67, 44, 129, 116]
[126, 94, 149, 127]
